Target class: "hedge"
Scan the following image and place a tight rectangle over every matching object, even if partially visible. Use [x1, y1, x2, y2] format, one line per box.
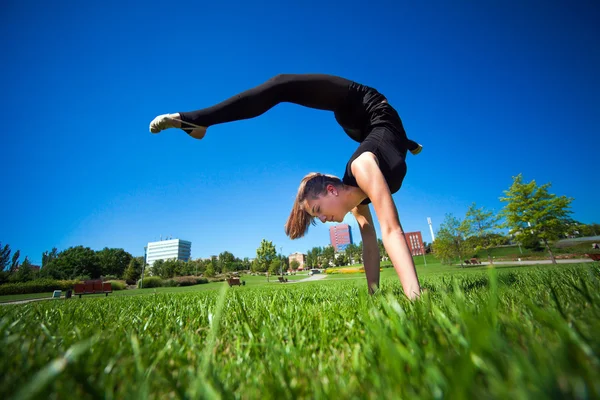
[0, 279, 79, 295]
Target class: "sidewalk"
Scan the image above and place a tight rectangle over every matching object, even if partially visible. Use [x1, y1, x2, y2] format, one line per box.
[478, 258, 595, 266]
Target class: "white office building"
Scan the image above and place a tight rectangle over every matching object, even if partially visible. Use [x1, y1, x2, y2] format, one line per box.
[145, 239, 192, 266]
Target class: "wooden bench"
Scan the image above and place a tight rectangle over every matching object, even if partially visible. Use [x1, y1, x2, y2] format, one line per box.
[586, 253, 600, 261]
[227, 277, 245, 287]
[278, 276, 288, 283]
[73, 281, 112, 298]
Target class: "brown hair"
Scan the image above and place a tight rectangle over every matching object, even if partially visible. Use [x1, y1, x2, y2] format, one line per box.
[284, 172, 343, 239]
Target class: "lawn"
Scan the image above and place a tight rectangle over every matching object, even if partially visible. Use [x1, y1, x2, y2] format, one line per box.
[1, 262, 598, 399]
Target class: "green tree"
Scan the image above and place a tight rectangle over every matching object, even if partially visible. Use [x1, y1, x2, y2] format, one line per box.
[124, 257, 143, 284]
[241, 257, 251, 271]
[218, 251, 235, 273]
[204, 262, 215, 278]
[151, 259, 165, 277]
[42, 247, 58, 268]
[500, 174, 574, 264]
[43, 246, 100, 279]
[520, 232, 543, 251]
[97, 247, 133, 277]
[335, 253, 348, 266]
[577, 222, 600, 237]
[290, 260, 300, 270]
[1, 243, 12, 271]
[432, 214, 470, 266]
[9, 250, 20, 274]
[14, 256, 35, 282]
[377, 239, 388, 261]
[256, 239, 277, 273]
[310, 247, 322, 267]
[464, 203, 503, 264]
[321, 246, 335, 267]
[268, 259, 281, 275]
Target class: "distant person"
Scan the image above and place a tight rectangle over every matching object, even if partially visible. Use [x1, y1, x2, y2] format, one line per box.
[150, 74, 422, 299]
[593, 243, 599, 250]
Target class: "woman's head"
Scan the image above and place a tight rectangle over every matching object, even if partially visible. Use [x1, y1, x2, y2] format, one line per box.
[284, 172, 349, 239]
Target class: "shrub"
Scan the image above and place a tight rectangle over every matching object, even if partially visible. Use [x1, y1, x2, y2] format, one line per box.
[137, 276, 163, 288]
[173, 276, 202, 286]
[106, 280, 126, 291]
[0, 279, 80, 295]
[162, 279, 178, 287]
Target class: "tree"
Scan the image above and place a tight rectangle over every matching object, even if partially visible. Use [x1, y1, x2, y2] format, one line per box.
[0, 243, 11, 271]
[151, 259, 165, 277]
[377, 239, 388, 261]
[334, 253, 348, 266]
[321, 246, 335, 267]
[14, 257, 35, 282]
[463, 203, 503, 264]
[42, 246, 101, 279]
[577, 222, 600, 237]
[268, 259, 280, 275]
[218, 251, 235, 273]
[432, 214, 470, 266]
[42, 247, 58, 268]
[255, 239, 277, 273]
[204, 262, 215, 278]
[124, 257, 143, 284]
[290, 260, 300, 270]
[344, 243, 359, 264]
[500, 174, 574, 264]
[241, 257, 251, 271]
[96, 248, 133, 277]
[9, 250, 20, 274]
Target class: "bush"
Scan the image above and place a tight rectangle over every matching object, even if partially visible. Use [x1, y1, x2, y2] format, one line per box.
[173, 276, 209, 286]
[0, 279, 80, 295]
[521, 234, 543, 252]
[162, 279, 178, 287]
[106, 280, 126, 291]
[137, 276, 163, 288]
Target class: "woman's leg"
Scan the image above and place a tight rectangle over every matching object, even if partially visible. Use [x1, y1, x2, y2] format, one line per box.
[150, 74, 352, 134]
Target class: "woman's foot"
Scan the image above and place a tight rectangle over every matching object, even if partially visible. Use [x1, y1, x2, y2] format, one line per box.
[149, 113, 181, 133]
[150, 113, 207, 140]
[410, 143, 423, 155]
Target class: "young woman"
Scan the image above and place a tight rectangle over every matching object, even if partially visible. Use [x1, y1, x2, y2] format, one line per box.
[150, 74, 422, 299]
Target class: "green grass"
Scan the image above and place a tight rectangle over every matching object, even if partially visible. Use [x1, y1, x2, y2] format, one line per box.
[1, 263, 599, 399]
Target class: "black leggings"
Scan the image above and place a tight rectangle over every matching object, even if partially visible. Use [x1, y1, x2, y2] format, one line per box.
[179, 74, 351, 127]
[178, 73, 419, 149]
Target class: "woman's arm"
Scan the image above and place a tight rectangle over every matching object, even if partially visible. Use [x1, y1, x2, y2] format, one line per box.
[350, 152, 421, 299]
[351, 204, 380, 294]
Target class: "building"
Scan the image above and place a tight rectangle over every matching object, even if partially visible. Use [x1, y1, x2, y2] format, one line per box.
[145, 239, 192, 266]
[405, 231, 425, 256]
[288, 252, 306, 270]
[329, 224, 353, 252]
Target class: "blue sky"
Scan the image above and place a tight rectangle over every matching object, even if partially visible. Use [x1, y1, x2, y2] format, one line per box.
[2, 0, 599, 264]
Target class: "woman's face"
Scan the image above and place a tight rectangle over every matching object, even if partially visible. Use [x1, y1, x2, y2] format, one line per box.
[303, 184, 347, 223]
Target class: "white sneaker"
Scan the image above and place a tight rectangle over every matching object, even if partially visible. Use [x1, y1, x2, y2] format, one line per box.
[410, 144, 423, 155]
[149, 114, 177, 133]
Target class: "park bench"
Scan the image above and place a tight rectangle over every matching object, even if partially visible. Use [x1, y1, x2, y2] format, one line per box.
[586, 253, 600, 262]
[73, 281, 112, 298]
[227, 277, 245, 287]
[278, 277, 288, 283]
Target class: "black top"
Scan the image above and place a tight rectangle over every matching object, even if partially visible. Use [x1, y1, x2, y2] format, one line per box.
[336, 83, 409, 205]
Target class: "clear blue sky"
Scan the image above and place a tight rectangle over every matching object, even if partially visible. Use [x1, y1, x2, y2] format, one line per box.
[2, 0, 599, 264]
